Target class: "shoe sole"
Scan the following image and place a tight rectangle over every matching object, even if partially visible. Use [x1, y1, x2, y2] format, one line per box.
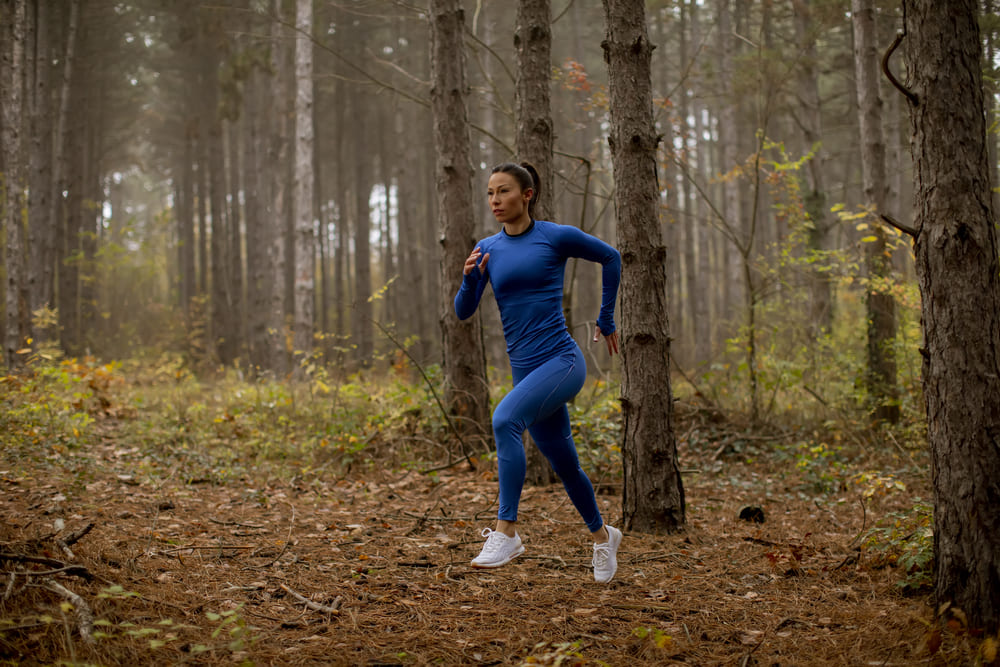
[470, 545, 525, 568]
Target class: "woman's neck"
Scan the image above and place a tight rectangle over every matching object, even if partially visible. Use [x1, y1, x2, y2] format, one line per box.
[503, 214, 533, 237]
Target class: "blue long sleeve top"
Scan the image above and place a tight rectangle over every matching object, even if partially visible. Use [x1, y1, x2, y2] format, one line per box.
[454, 220, 621, 370]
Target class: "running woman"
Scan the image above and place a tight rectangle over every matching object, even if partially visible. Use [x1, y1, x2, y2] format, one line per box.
[454, 162, 623, 583]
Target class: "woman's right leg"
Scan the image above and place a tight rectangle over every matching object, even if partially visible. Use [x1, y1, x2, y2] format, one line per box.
[491, 352, 585, 524]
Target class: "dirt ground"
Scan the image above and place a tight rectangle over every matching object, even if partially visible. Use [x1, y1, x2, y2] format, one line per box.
[0, 422, 986, 666]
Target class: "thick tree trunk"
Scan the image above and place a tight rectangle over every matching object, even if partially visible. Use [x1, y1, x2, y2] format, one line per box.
[429, 0, 491, 455]
[852, 0, 898, 424]
[2, 0, 29, 370]
[602, 0, 684, 533]
[514, 0, 558, 487]
[292, 0, 315, 367]
[906, 0, 1000, 633]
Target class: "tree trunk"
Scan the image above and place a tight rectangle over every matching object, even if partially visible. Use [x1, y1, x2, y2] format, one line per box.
[52, 0, 78, 355]
[292, 0, 315, 368]
[226, 117, 243, 363]
[601, 0, 684, 533]
[906, 0, 1000, 633]
[267, 0, 291, 375]
[514, 0, 558, 487]
[852, 0, 898, 424]
[27, 0, 54, 325]
[2, 0, 29, 370]
[350, 101, 373, 366]
[791, 0, 834, 336]
[200, 22, 228, 365]
[429, 0, 492, 455]
[244, 60, 268, 372]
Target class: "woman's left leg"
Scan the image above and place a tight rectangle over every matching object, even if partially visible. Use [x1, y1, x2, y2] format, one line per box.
[524, 347, 604, 533]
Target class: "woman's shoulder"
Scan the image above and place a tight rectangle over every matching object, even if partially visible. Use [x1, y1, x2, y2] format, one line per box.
[478, 230, 505, 249]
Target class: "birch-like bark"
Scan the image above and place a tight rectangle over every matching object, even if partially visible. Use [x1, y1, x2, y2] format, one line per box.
[292, 0, 315, 365]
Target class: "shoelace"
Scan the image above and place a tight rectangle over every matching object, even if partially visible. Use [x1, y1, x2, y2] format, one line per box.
[479, 528, 508, 556]
[593, 542, 611, 567]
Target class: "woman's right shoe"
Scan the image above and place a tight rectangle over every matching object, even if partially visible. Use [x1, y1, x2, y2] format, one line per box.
[470, 528, 525, 568]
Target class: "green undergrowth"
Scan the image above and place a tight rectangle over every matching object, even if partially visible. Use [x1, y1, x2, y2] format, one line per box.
[1, 351, 933, 595]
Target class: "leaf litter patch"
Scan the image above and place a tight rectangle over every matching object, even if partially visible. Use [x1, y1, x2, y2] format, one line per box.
[0, 433, 985, 666]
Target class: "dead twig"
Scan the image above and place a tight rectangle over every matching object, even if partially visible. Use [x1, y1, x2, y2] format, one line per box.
[0, 552, 67, 568]
[17, 565, 94, 581]
[260, 502, 295, 568]
[279, 583, 342, 615]
[36, 578, 96, 644]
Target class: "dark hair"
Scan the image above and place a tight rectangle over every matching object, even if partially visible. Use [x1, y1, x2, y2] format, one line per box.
[491, 161, 540, 220]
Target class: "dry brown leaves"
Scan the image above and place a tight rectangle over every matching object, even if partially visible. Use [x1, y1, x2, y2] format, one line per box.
[0, 439, 985, 666]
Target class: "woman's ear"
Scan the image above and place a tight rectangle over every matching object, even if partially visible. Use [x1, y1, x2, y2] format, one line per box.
[523, 187, 534, 203]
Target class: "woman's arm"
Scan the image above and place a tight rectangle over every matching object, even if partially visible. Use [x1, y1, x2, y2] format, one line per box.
[454, 245, 490, 320]
[553, 225, 621, 337]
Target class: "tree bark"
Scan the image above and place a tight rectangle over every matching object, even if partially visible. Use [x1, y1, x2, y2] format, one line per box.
[792, 0, 834, 337]
[27, 0, 54, 325]
[429, 0, 492, 455]
[852, 0, 898, 424]
[514, 0, 558, 486]
[292, 0, 315, 368]
[905, 0, 1000, 633]
[2, 0, 29, 370]
[601, 0, 684, 533]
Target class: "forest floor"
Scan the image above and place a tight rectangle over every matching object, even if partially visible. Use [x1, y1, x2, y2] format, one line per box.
[0, 367, 992, 666]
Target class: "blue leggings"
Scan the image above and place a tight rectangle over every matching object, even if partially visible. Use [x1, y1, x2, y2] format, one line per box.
[493, 345, 604, 532]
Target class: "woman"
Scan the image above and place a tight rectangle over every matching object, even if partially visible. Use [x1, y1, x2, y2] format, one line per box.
[454, 162, 623, 583]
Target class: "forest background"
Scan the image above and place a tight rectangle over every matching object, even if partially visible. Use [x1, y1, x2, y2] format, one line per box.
[1, 0, 999, 665]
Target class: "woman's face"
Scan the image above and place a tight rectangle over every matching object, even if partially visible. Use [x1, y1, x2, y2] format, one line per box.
[487, 172, 532, 225]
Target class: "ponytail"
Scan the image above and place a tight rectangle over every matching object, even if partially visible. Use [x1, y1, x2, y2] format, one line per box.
[519, 162, 540, 220]
[491, 161, 542, 220]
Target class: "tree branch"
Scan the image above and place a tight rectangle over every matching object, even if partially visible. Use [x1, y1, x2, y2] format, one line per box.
[879, 213, 918, 238]
[881, 31, 918, 106]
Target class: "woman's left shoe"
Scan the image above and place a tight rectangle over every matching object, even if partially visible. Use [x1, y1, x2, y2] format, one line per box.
[592, 525, 622, 583]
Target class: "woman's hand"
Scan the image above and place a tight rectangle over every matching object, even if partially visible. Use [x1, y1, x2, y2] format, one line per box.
[463, 247, 489, 276]
[593, 325, 620, 356]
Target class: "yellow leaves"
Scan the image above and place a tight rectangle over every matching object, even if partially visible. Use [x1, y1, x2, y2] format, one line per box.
[982, 636, 998, 663]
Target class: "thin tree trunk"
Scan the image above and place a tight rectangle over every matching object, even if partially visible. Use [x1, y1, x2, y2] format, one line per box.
[429, 0, 492, 455]
[2, 0, 29, 370]
[267, 0, 291, 375]
[852, 0, 898, 424]
[906, 0, 1000, 633]
[27, 0, 54, 325]
[602, 0, 684, 534]
[244, 61, 268, 372]
[292, 0, 315, 367]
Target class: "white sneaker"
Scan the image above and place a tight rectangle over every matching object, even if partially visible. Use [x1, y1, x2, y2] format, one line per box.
[592, 524, 622, 583]
[470, 528, 525, 568]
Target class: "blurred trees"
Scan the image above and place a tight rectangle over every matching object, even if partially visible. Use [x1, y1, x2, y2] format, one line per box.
[0, 0, 993, 430]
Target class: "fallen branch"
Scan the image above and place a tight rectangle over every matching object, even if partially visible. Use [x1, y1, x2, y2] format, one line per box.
[55, 523, 94, 561]
[37, 578, 95, 644]
[18, 565, 94, 582]
[61, 522, 94, 547]
[0, 552, 67, 568]
[279, 583, 342, 615]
